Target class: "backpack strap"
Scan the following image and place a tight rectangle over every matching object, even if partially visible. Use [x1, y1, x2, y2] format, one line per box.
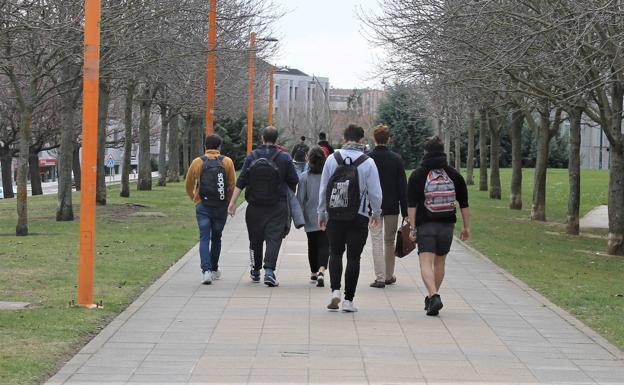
[334, 151, 344, 165]
[269, 148, 281, 162]
[352, 154, 369, 168]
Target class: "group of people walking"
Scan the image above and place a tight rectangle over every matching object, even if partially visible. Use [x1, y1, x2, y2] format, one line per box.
[186, 124, 470, 316]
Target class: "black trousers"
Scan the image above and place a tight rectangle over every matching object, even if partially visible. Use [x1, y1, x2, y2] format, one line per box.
[246, 202, 288, 271]
[306, 230, 329, 273]
[327, 215, 369, 301]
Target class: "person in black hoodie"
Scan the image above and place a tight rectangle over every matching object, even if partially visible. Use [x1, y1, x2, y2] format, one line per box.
[317, 132, 334, 157]
[368, 125, 408, 288]
[407, 136, 471, 316]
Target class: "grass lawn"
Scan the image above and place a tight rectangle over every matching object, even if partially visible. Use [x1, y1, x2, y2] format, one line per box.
[456, 168, 624, 349]
[0, 182, 203, 385]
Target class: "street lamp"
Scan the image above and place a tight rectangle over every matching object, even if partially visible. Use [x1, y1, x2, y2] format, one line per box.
[247, 34, 278, 154]
[205, 0, 217, 135]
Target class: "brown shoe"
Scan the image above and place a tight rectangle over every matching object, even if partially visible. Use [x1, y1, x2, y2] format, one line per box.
[369, 281, 386, 288]
[385, 276, 397, 285]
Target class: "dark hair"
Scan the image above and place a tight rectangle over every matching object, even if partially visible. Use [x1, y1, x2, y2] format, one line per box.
[343, 124, 365, 142]
[373, 124, 390, 145]
[204, 134, 223, 150]
[262, 126, 279, 144]
[307, 146, 326, 174]
[319, 132, 327, 140]
[424, 135, 444, 153]
[300, 136, 306, 142]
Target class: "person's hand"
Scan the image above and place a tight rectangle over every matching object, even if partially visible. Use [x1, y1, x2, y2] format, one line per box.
[319, 219, 327, 231]
[460, 227, 470, 241]
[370, 216, 380, 228]
[228, 202, 237, 217]
[409, 229, 417, 242]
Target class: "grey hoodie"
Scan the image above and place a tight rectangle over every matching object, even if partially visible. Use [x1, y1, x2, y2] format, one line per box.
[317, 148, 383, 221]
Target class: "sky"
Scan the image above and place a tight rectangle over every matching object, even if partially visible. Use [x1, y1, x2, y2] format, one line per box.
[271, 0, 384, 90]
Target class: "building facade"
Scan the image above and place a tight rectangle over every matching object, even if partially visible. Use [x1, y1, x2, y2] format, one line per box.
[329, 88, 386, 140]
[272, 67, 330, 143]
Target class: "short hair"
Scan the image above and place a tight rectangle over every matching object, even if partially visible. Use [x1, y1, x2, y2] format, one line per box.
[373, 124, 390, 144]
[204, 134, 223, 150]
[424, 136, 444, 153]
[307, 146, 326, 174]
[300, 136, 306, 142]
[343, 124, 365, 142]
[318, 132, 327, 140]
[262, 126, 279, 144]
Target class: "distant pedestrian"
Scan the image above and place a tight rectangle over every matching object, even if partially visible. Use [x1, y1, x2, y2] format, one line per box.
[368, 124, 408, 288]
[228, 127, 299, 287]
[296, 146, 329, 287]
[185, 134, 236, 285]
[318, 124, 383, 312]
[317, 132, 334, 158]
[407, 136, 471, 316]
[291, 136, 310, 175]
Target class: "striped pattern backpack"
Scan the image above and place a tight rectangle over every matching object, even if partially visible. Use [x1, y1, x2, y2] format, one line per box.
[424, 169, 456, 218]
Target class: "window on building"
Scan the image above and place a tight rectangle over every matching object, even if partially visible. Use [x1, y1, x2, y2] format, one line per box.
[275, 85, 279, 99]
[294, 87, 298, 100]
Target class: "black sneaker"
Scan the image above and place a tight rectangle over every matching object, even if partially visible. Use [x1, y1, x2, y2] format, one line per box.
[310, 274, 318, 281]
[264, 273, 279, 287]
[250, 270, 261, 283]
[424, 296, 430, 311]
[316, 273, 325, 287]
[427, 294, 443, 316]
[385, 276, 397, 285]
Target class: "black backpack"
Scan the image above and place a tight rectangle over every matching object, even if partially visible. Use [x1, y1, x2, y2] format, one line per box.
[198, 155, 228, 208]
[326, 151, 369, 221]
[293, 144, 308, 162]
[245, 149, 281, 206]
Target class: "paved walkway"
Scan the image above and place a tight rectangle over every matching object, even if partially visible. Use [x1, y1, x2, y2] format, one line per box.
[48, 205, 624, 384]
[580, 206, 609, 229]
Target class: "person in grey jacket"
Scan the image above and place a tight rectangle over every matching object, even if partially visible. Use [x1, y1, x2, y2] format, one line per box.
[318, 124, 383, 312]
[296, 146, 329, 287]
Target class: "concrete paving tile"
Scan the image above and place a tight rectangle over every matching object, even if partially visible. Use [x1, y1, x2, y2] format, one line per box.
[127, 373, 192, 383]
[531, 368, 595, 383]
[67, 373, 132, 382]
[189, 374, 249, 383]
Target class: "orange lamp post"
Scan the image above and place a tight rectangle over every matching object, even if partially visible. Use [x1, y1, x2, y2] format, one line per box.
[205, 0, 217, 135]
[77, 0, 102, 308]
[268, 65, 275, 126]
[246, 32, 256, 154]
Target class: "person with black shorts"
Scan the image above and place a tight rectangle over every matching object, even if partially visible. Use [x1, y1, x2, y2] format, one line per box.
[407, 136, 471, 316]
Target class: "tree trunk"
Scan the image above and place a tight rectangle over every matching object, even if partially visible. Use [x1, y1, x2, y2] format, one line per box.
[531, 105, 560, 221]
[509, 108, 524, 210]
[72, 144, 81, 191]
[488, 111, 501, 200]
[608, 144, 624, 255]
[120, 82, 135, 198]
[166, 112, 180, 183]
[16, 107, 32, 236]
[137, 86, 153, 191]
[478, 108, 488, 191]
[56, 92, 76, 221]
[189, 115, 201, 161]
[0, 144, 14, 199]
[566, 107, 582, 235]
[466, 110, 475, 185]
[194, 116, 204, 159]
[443, 125, 451, 162]
[157, 104, 169, 187]
[454, 120, 461, 172]
[96, 79, 111, 205]
[28, 149, 43, 196]
[182, 116, 190, 178]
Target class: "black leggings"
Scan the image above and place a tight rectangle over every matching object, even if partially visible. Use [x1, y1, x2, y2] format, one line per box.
[306, 231, 329, 273]
[327, 216, 369, 301]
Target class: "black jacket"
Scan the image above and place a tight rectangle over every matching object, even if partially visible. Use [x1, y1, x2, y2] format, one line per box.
[368, 145, 408, 217]
[407, 151, 469, 226]
[236, 144, 299, 202]
[317, 140, 334, 155]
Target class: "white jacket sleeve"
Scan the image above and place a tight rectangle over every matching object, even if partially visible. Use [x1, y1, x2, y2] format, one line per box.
[317, 154, 337, 217]
[366, 159, 383, 218]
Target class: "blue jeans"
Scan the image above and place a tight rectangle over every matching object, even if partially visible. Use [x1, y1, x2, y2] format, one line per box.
[196, 204, 228, 272]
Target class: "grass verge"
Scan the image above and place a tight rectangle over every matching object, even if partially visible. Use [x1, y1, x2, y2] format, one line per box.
[459, 168, 624, 349]
[0, 182, 200, 385]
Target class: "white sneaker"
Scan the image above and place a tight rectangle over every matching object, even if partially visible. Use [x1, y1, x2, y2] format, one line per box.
[202, 271, 213, 285]
[342, 300, 358, 313]
[327, 290, 341, 311]
[212, 270, 222, 280]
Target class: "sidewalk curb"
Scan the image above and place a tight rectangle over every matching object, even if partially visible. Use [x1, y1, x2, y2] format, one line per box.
[455, 238, 624, 361]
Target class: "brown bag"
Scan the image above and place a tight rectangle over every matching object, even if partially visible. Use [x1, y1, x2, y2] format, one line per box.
[395, 219, 416, 258]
